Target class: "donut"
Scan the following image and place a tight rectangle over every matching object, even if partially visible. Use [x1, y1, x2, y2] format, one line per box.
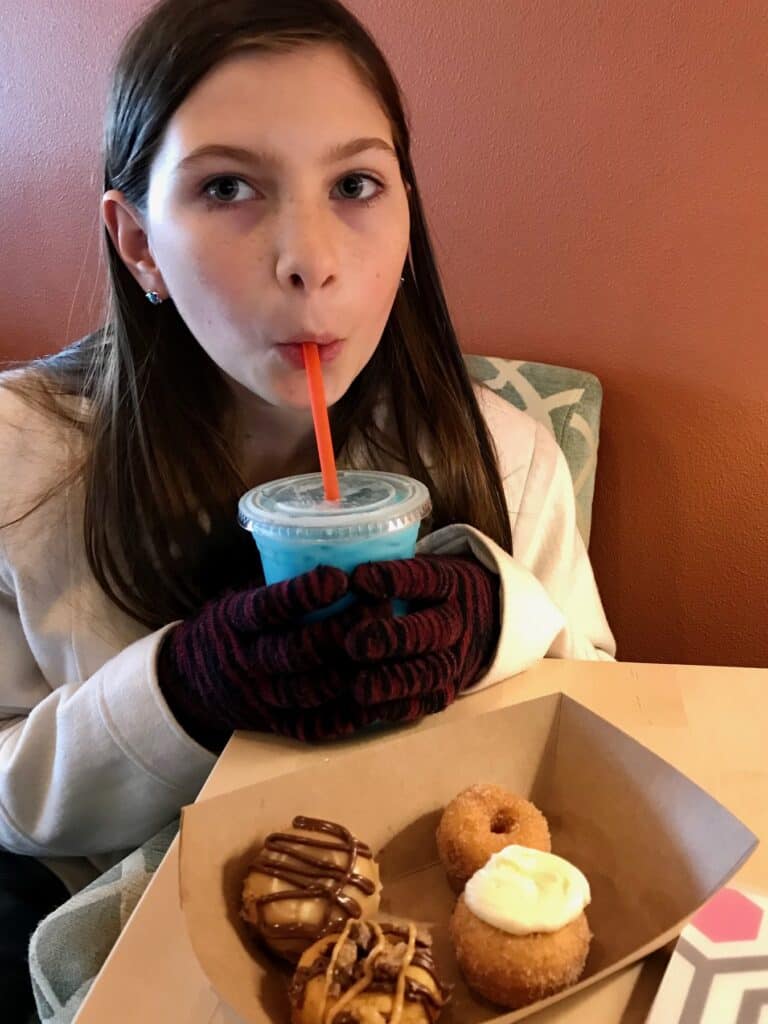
[451, 898, 591, 1008]
[289, 918, 449, 1024]
[449, 845, 592, 1009]
[240, 816, 381, 962]
[435, 784, 550, 891]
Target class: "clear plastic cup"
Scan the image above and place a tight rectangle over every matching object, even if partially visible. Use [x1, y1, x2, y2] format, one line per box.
[238, 471, 431, 616]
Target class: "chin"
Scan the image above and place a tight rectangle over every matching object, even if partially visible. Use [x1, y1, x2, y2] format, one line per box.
[292, 367, 356, 409]
[248, 354, 361, 411]
[263, 382, 310, 410]
[323, 376, 360, 409]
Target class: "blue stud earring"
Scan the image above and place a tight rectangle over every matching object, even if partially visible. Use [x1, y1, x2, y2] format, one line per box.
[145, 290, 163, 305]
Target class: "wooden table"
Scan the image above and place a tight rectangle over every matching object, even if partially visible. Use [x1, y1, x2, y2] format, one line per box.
[74, 660, 767, 1023]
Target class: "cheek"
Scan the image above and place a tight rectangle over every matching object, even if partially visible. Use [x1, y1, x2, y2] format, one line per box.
[150, 206, 235, 288]
[359, 264, 402, 331]
[188, 255, 236, 304]
[360, 232, 408, 305]
[161, 236, 250, 325]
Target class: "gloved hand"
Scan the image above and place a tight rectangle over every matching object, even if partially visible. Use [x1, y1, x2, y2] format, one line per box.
[157, 566, 369, 750]
[343, 554, 501, 724]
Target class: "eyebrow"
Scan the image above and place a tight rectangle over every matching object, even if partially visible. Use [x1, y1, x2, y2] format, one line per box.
[175, 136, 398, 172]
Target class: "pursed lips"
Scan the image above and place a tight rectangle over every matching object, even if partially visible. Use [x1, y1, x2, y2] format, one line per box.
[273, 336, 345, 368]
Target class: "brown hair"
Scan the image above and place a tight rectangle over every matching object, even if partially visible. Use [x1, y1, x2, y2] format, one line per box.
[3, 0, 512, 629]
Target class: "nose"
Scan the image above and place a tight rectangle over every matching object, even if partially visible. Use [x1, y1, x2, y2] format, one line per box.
[274, 198, 339, 294]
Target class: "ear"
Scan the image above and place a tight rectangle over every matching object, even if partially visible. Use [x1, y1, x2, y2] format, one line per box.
[102, 190, 167, 299]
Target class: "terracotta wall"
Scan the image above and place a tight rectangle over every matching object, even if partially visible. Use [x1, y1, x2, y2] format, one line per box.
[2, 1, 766, 666]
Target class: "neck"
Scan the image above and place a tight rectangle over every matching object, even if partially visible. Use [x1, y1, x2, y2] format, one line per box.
[230, 383, 319, 486]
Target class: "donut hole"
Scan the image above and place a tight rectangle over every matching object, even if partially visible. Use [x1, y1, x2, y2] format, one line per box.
[490, 809, 517, 835]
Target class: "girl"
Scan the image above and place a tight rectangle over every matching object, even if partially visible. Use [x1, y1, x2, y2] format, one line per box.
[0, 0, 614, 1013]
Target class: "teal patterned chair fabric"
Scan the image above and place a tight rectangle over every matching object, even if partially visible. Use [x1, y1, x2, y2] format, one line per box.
[29, 821, 178, 1022]
[465, 355, 604, 546]
[28, 357, 605, 1023]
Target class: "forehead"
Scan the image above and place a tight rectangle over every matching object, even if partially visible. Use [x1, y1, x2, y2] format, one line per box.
[159, 44, 394, 163]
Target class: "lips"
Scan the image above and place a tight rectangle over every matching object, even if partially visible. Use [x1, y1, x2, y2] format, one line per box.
[274, 335, 344, 369]
[279, 332, 340, 347]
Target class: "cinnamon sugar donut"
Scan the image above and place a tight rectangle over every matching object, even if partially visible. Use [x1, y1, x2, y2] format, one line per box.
[450, 896, 591, 1009]
[448, 845, 592, 1009]
[436, 784, 550, 891]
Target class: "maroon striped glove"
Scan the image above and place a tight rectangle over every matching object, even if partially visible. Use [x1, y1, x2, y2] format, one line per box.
[157, 566, 365, 750]
[344, 555, 501, 724]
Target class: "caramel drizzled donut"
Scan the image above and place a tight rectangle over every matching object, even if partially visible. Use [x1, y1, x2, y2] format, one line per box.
[289, 919, 450, 1024]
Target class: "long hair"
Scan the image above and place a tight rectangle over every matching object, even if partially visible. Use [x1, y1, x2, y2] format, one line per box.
[3, 0, 512, 629]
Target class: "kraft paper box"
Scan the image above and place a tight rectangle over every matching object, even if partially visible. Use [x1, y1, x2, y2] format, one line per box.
[179, 694, 757, 1023]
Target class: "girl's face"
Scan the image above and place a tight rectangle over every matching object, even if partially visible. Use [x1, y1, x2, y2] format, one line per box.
[106, 44, 410, 409]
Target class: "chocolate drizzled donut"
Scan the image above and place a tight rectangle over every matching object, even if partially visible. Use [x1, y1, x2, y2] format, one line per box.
[241, 816, 381, 962]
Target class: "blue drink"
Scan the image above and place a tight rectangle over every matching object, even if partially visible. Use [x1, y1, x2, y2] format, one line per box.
[238, 472, 431, 617]
[252, 521, 421, 583]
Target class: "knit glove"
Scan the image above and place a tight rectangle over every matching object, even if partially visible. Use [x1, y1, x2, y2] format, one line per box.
[343, 554, 501, 724]
[157, 566, 366, 751]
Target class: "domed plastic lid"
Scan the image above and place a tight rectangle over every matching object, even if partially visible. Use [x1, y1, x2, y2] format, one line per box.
[238, 470, 431, 540]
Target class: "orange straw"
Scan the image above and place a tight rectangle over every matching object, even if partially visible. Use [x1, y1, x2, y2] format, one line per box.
[302, 342, 340, 501]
